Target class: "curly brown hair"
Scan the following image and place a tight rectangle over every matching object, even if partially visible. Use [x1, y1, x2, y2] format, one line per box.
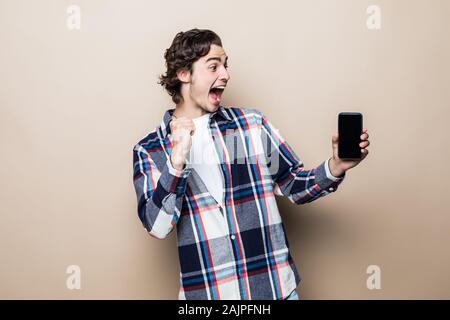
[158, 28, 223, 104]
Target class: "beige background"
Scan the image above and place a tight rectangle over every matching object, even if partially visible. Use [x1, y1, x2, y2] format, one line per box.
[1, 0, 449, 299]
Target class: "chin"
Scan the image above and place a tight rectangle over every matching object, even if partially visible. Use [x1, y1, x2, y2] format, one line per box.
[205, 104, 219, 113]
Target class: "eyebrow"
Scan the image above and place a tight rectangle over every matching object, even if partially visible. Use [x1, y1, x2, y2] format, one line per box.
[205, 56, 228, 64]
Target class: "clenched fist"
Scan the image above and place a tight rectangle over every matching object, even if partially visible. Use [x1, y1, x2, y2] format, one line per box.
[169, 116, 195, 171]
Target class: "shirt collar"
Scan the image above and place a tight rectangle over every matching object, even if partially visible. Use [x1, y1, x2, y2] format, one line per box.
[159, 105, 233, 139]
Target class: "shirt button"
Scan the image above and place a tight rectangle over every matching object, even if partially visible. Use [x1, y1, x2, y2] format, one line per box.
[230, 234, 235, 240]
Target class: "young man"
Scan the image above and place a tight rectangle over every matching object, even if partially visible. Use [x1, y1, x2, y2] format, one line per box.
[132, 28, 370, 300]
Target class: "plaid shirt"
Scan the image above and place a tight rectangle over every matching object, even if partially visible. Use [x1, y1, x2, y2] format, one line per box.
[132, 105, 346, 300]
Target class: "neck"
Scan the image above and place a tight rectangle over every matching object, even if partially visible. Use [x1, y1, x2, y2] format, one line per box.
[173, 100, 210, 120]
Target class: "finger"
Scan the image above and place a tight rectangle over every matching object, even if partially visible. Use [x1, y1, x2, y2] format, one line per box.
[360, 150, 367, 160]
[174, 120, 194, 127]
[359, 140, 370, 148]
[360, 132, 369, 140]
[172, 120, 194, 131]
[181, 124, 195, 136]
[180, 124, 195, 133]
[174, 116, 190, 121]
[332, 132, 339, 143]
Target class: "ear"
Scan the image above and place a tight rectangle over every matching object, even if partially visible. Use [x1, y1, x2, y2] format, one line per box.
[176, 68, 191, 83]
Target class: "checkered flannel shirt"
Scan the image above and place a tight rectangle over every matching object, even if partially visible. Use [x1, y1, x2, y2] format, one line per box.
[132, 105, 346, 300]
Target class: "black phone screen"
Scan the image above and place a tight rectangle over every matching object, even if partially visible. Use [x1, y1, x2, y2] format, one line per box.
[338, 112, 363, 160]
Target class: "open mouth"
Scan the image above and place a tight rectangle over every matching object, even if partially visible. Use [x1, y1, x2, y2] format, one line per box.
[209, 86, 225, 105]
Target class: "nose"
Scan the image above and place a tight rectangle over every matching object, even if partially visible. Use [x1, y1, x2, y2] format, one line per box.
[219, 66, 230, 83]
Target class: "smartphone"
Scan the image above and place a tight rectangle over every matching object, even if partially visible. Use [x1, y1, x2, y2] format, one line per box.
[338, 112, 363, 160]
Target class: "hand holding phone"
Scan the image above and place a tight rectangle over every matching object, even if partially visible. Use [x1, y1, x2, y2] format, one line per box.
[338, 112, 363, 160]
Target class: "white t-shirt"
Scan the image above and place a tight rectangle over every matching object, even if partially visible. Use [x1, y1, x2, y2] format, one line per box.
[186, 113, 224, 207]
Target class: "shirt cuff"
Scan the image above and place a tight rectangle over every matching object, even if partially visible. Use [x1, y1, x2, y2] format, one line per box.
[325, 157, 345, 181]
[166, 157, 189, 178]
[158, 157, 191, 195]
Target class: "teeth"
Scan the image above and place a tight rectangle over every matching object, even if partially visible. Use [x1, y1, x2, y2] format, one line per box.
[212, 86, 226, 89]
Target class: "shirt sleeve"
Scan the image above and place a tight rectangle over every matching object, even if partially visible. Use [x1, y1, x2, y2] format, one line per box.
[132, 143, 191, 239]
[258, 111, 346, 205]
[325, 156, 345, 181]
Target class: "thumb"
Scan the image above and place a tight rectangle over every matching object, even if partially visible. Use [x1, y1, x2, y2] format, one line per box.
[332, 132, 339, 143]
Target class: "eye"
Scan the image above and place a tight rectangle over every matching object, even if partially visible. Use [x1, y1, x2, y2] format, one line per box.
[210, 65, 217, 71]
